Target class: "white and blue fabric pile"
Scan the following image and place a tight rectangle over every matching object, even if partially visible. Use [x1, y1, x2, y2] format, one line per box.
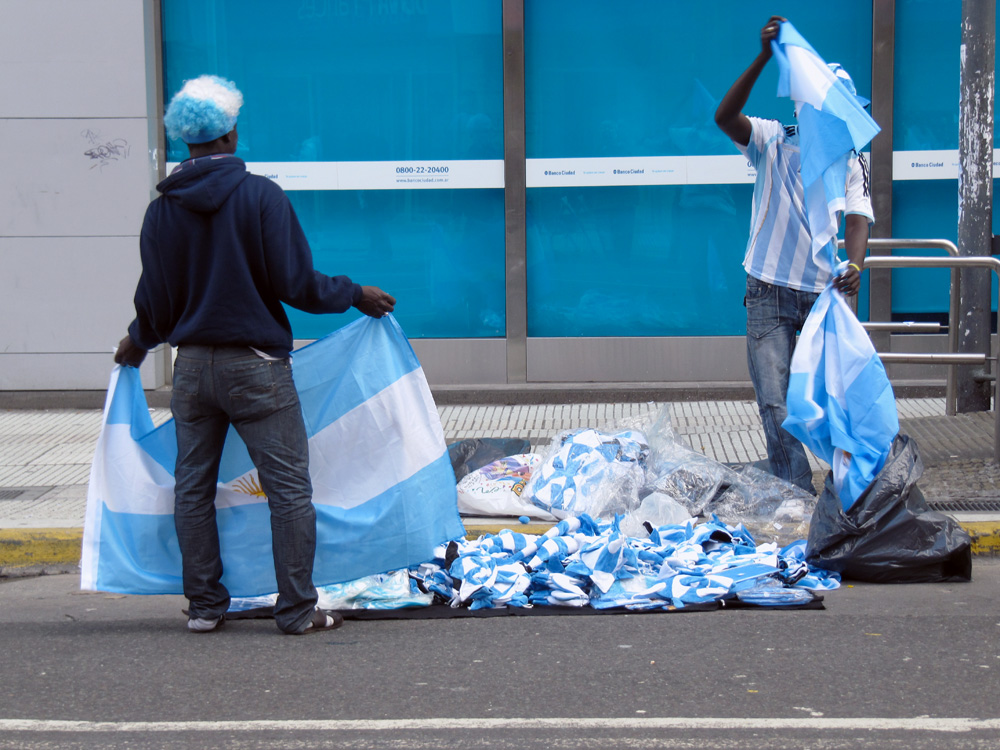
[408, 514, 839, 612]
[521, 409, 818, 550]
[527, 429, 649, 520]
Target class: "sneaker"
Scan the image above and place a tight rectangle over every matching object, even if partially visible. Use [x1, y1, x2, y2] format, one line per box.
[187, 615, 224, 633]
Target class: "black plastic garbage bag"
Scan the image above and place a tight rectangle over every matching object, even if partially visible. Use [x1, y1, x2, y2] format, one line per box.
[448, 437, 532, 482]
[806, 433, 972, 583]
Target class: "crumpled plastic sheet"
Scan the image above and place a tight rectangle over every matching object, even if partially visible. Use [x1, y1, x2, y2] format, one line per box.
[227, 570, 433, 613]
[642, 408, 738, 519]
[709, 465, 818, 547]
[618, 492, 692, 539]
[522, 405, 816, 545]
[408, 514, 840, 611]
[316, 570, 433, 610]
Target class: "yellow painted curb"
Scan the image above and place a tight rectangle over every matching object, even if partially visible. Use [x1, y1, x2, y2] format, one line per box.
[464, 522, 554, 539]
[0, 518, 997, 570]
[0, 529, 82, 569]
[963, 521, 1000, 557]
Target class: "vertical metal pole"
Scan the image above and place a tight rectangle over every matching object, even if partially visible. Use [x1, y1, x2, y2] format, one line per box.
[143, 0, 171, 388]
[957, 0, 995, 412]
[502, 0, 528, 384]
[868, 0, 895, 354]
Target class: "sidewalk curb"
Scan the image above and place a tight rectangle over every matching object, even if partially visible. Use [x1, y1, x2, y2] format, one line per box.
[964, 521, 1000, 557]
[3, 519, 997, 576]
[0, 529, 86, 576]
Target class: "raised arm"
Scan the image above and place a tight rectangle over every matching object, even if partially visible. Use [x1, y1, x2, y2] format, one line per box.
[714, 16, 785, 146]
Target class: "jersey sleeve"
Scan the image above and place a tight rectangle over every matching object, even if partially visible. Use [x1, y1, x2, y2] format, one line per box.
[845, 151, 874, 222]
[736, 117, 782, 169]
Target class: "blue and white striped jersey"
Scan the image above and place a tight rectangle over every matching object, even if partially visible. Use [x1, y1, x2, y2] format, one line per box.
[736, 117, 873, 292]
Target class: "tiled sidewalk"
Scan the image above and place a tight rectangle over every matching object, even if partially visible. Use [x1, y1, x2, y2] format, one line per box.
[0, 397, 960, 529]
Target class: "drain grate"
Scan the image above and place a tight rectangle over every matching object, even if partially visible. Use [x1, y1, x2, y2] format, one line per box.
[0, 487, 53, 502]
[928, 499, 1000, 513]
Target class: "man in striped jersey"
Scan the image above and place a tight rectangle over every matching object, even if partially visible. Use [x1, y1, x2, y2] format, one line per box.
[714, 16, 873, 494]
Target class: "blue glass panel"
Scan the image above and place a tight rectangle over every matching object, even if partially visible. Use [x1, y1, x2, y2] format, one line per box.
[525, 1, 872, 336]
[889, 180, 998, 315]
[161, 0, 505, 340]
[286, 189, 506, 339]
[525, 1, 873, 158]
[162, 0, 503, 162]
[527, 185, 752, 337]
[894, 0, 1000, 150]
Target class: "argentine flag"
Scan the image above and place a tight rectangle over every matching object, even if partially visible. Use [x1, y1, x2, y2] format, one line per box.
[81, 315, 465, 596]
[771, 21, 880, 266]
[783, 266, 899, 510]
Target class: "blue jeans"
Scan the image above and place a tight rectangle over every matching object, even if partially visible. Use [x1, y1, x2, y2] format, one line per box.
[745, 275, 819, 495]
[171, 346, 318, 634]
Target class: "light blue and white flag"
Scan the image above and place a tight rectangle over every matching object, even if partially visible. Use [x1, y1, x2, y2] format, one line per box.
[81, 315, 465, 596]
[771, 21, 880, 265]
[783, 268, 899, 510]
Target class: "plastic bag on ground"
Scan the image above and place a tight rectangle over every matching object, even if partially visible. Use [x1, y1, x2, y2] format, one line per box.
[317, 570, 434, 610]
[709, 465, 818, 547]
[619, 492, 692, 538]
[448, 437, 532, 482]
[227, 570, 433, 612]
[806, 433, 972, 583]
[457, 453, 558, 521]
[641, 406, 738, 517]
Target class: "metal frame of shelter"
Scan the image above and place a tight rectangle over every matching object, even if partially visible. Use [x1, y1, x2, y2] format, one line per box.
[852, 240, 1000, 460]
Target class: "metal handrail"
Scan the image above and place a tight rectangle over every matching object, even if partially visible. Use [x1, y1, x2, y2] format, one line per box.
[859, 253, 999, 461]
[862, 322, 942, 333]
[839, 238, 960, 413]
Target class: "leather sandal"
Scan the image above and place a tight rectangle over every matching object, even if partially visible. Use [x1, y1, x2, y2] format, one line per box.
[299, 608, 344, 634]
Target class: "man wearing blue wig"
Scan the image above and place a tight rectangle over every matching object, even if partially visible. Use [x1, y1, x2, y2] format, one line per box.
[115, 75, 396, 635]
[714, 18, 874, 494]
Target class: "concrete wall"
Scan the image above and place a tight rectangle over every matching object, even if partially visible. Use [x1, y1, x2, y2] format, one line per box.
[0, 0, 168, 391]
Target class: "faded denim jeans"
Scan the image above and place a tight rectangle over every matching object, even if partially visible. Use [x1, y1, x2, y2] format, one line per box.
[171, 345, 318, 634]
[745, 275, 819, 495]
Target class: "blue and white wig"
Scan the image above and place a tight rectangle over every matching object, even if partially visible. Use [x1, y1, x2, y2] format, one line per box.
[163, 75, 243, 145]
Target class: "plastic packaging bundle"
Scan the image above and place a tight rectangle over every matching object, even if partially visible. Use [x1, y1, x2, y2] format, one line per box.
[456, 453, 556, 520]
[317, 570, 433, 610]
[525, 428, 649, 519]
[448, 437, 532, 482]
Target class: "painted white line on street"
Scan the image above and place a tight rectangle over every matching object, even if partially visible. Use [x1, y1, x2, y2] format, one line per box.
[1, 717, 1000, 733]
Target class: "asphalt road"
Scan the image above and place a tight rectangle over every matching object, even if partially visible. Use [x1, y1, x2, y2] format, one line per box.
[1, 563, 998, 749]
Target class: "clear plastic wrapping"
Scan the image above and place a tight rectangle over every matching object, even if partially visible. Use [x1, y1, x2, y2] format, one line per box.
[525, 428, 649, 519]
[709, 465, 817, 546]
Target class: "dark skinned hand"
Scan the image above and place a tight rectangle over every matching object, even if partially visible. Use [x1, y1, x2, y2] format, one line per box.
[833, 265, 862, 296]
[114, 335, 147, 367]
[354, 286, 397, 319]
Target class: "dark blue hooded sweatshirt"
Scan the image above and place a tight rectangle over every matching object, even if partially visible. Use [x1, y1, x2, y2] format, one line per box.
[128, 155, 361, 358]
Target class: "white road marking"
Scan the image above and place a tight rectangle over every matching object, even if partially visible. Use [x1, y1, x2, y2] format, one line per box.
[1, 717, 1000, 733]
